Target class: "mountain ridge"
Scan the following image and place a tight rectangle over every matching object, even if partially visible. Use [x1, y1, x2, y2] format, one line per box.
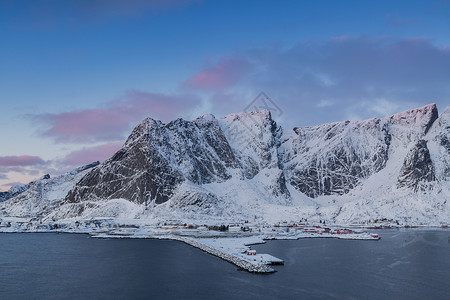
[1, 103, 449, 224]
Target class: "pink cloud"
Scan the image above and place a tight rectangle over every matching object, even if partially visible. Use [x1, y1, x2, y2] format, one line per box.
[183, 56, 253, 90]
[0, 155, 45, 167]
[62, 141, 124, 166]
[35, 90, 201, 143]
[0, 156, 47, 191]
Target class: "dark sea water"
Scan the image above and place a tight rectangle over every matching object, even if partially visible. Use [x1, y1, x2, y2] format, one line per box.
[0, 229, 449, 300]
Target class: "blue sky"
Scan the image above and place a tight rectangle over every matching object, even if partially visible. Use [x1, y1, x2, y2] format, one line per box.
[1, 0, 449, 191]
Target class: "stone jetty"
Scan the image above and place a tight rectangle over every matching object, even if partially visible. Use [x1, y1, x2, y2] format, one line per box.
[174, 236, 275, 273]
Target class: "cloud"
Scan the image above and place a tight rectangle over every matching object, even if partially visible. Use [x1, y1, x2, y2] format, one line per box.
[366, 99, 402, 117]
[0, 166, 42, 176]
[200, 36, 450, 126]
[0, 155, 45, 167]
[183, 56, 254, 91]
[0, 156, 47, 189]
[1, 181, 23, 188]
[34, 90, 201, 143]
[62, 141, 123, 166]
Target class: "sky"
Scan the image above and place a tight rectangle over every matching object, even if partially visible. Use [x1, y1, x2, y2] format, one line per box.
[1, 0, 450, 191]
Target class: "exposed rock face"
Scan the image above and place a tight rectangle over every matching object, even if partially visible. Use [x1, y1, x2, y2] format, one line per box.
[218, 111, 289, 197]
[283, 118, 391, 198]
[283, 104, 439, 198]
[387, 102, 438, 136]
[433, 107, 450, 178]
[397, 140, 436, 191]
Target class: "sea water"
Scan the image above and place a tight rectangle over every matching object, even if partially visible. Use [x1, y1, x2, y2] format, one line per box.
[0, 229, 449, 299]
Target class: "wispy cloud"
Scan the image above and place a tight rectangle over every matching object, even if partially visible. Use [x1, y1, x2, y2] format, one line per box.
[0, 155, 45, 167]
[33, 90, 201, 143]
[183, 56, 253, 91]
[0, 156, 47, 189]
[62, 141, 123, 166]
[1, 181, 23, 187]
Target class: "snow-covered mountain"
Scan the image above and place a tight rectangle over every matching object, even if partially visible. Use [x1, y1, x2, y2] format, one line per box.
[2, 104, 450, 225]
[0, 184, 28, 203]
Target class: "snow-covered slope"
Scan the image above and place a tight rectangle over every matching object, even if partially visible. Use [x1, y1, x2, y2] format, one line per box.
[0, 162, 99, 219]
[2, 104, 449, 225]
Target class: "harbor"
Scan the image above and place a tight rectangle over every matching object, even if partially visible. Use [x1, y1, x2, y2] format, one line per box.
[0, 217, 385, 274]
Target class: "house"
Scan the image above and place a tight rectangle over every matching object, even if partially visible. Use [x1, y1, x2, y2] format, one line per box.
[229, 226, 241, 232]
[246, 250, 256, 255]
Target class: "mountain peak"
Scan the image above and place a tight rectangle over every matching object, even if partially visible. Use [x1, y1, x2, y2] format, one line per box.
[221, 109, 272, 122]
[124, 117, 162, 147]
[386, 103, 438, 135]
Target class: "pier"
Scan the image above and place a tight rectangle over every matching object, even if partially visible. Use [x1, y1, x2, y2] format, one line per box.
[173, 236, 276, 273]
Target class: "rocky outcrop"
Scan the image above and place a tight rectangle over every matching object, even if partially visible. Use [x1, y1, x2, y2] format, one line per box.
[283, 104, 438, 198]
[65, 115, 242, 205]
[284, 118, 391, 198]
[397, 140, 436, 191]
[0, 185, 27, 203]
